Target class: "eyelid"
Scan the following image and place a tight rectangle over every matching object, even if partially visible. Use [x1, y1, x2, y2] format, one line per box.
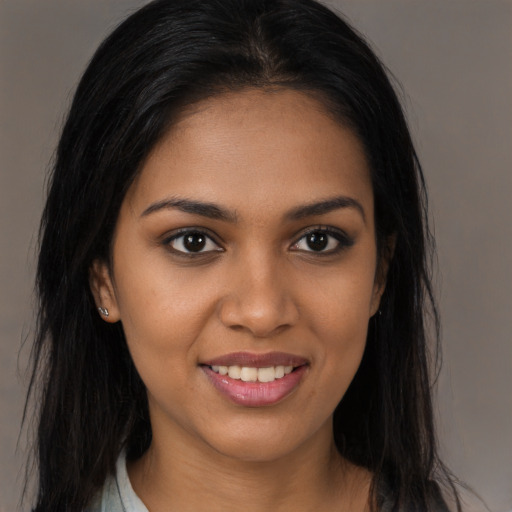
[289, 225, 354, 253]
[162, 227, 224, 255]
[160, 225, 353, 256]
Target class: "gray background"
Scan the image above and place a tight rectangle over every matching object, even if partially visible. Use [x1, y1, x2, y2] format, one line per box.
[1, 1, 511, 511]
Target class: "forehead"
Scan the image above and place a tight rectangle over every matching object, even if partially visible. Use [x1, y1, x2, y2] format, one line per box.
[125, 88, 373, 221]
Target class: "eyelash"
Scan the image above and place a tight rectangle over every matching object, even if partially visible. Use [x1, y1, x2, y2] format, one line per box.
[162, 228, 223, 257]
[291, 227, 354, 254]
[162, 226, 354, 256]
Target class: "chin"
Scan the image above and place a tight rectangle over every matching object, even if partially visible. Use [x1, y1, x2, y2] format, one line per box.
[200, 417, 321, 464]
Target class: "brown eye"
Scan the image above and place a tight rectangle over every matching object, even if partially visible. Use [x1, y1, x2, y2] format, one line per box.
[305, 231, 328, 251]
[183, 232, 206, 252]
[291, 228, 353, 254]
[168, 230, 221, 254]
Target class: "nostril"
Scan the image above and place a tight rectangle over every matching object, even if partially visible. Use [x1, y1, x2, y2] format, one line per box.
[228, 324, 245, 332]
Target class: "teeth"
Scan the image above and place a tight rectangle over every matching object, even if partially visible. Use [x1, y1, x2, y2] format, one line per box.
[240, 367, 258, 382]
[257, 367, 276, 383]
[210, 364, 296, 382]
[211, 365, 228, 375]
[275, 365, 284, 379]
[228, 365, 241, 379]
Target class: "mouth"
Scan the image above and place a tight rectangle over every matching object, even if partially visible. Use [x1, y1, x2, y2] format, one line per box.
[208, 364, 296, 383]
[200, 352, 309, 407]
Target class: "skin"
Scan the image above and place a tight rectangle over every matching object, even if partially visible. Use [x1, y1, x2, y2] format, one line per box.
[91, 88, 389, 511]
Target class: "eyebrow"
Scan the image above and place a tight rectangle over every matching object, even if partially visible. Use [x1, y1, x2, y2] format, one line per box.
[140, 197, 238, 222]
[285, 196, 366, 223]
[140, 195, 365, 223]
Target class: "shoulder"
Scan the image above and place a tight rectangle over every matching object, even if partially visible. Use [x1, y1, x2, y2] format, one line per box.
[85, 472, 124, 512]
[85, 452, 149, 512]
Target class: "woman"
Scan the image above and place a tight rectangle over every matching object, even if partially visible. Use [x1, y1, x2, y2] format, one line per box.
[26, 0, 462, 510]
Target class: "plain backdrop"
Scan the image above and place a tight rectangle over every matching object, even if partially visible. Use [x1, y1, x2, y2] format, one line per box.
[1, 1, 511, 511]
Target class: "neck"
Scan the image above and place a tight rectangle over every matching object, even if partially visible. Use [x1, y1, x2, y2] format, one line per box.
[128, 419, 370, 512]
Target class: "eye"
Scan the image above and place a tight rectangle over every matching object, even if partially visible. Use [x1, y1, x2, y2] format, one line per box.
[291, 228, 352, 253]
[166, 230, 222, 254]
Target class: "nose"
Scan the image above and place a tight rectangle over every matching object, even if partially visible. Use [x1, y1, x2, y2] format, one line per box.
[217, 252, 299, 338]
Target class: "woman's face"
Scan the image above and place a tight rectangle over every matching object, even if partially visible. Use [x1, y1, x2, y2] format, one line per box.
[92, 89, 385, 462]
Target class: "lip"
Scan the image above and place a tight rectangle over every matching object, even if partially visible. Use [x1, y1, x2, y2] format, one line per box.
[202, 351, 309, 368]
[200, 352, 309, 407]
[202, 365, 308, 407]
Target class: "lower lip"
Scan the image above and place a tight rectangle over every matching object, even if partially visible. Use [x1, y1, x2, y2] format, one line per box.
[202, 365, 307, 407]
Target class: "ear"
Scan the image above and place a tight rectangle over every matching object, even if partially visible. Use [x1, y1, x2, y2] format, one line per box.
[370, 234, 396, 317]
[89, 259, 121, 322]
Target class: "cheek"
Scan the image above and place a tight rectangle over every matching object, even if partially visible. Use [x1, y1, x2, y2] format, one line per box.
[305, 260, 376, 338]
[319, 310, 369, 385]
[112, 258, 219, 374]
[303, 259, 375, 392]
[308, 319, 369, 421]
[114, 240, 215, 323]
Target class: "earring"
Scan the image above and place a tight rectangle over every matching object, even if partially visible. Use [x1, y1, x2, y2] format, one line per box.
[98, 307, 109, 317]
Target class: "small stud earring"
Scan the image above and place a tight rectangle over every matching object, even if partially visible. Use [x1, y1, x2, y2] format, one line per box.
[98, 307, 109, 317]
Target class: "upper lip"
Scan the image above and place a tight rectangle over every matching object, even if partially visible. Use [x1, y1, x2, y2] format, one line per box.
[201, 351, 309, 368]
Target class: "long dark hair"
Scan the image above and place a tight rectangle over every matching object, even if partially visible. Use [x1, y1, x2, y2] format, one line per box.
[26, 0, 460, 510]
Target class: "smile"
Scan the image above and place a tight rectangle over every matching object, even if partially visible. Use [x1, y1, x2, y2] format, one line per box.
[201, 352, 309, 407]
[210, 364, 294, 382]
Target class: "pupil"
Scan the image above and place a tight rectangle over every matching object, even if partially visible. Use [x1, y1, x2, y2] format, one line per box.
[307, 232, 328, 251]
[184, 232, 206, 252]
